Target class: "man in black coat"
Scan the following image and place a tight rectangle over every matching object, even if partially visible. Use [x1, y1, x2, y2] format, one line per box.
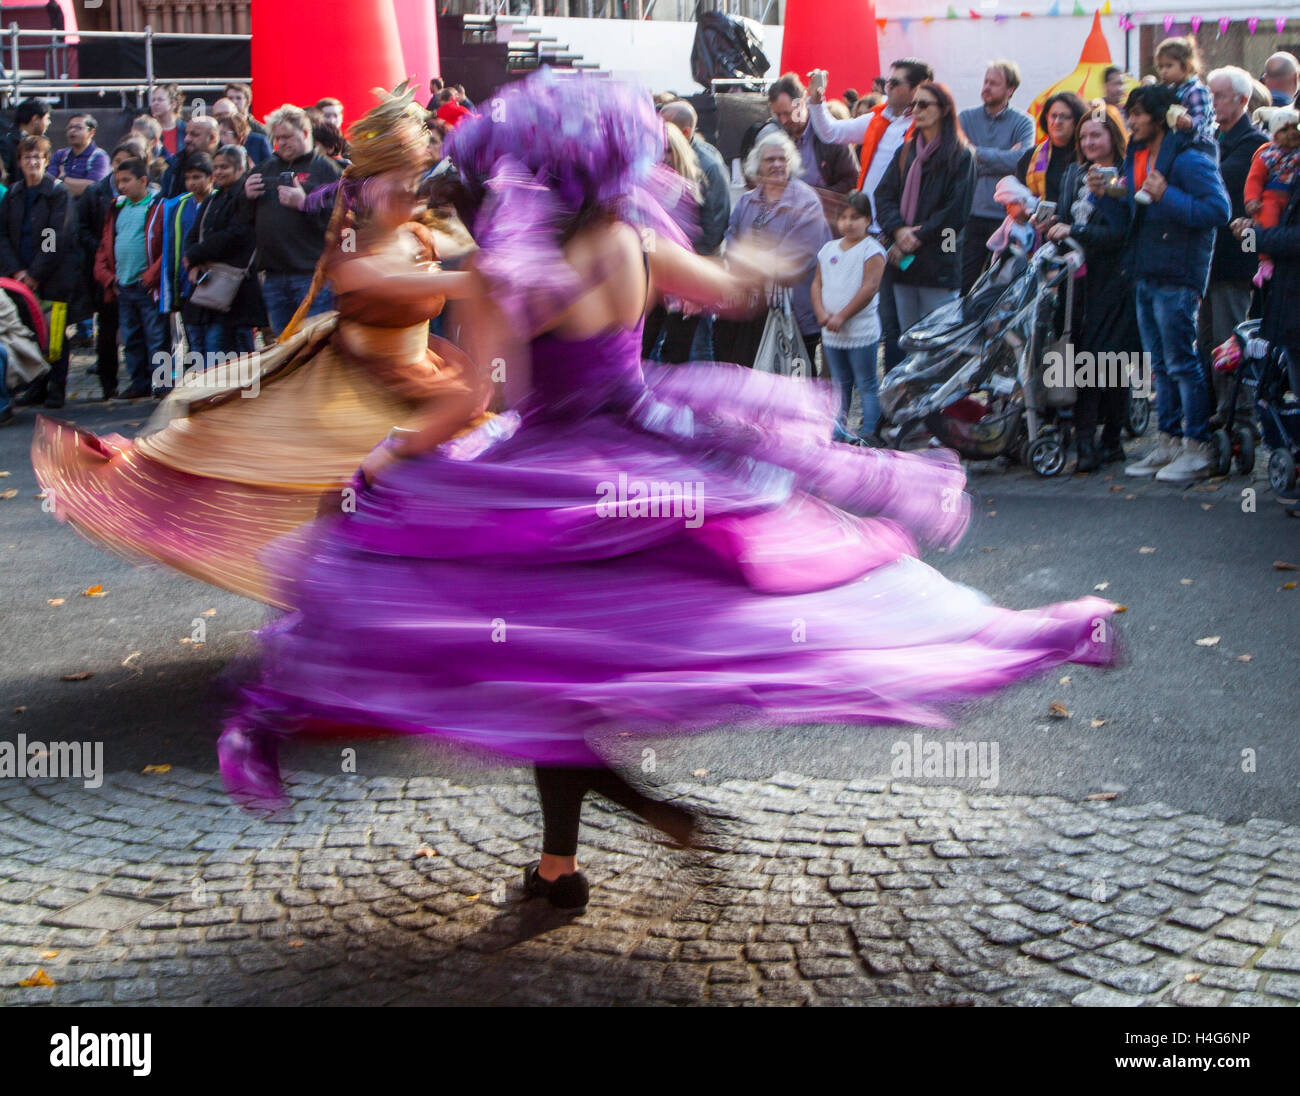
[1201, 67, 1267, 428]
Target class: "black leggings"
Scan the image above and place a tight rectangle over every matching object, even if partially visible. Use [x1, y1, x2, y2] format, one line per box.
[533, 764, 679, 857]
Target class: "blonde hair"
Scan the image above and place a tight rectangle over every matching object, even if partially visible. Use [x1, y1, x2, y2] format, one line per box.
[663, 121, 701, 188]
[265, 104, 311, 136]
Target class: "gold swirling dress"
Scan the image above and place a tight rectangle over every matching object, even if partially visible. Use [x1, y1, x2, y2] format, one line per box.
[32, 223, 491, 608]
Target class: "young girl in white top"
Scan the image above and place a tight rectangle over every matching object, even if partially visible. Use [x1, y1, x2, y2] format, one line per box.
[812, 189, 888, 443]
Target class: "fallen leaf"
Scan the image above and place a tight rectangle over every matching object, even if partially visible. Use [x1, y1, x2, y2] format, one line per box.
[1059, 675, 1071, 685]
[0, 488, 18, 500]
[0, 471, 9, 477]
[1282, 582, 1297, 591]
[33, 492, 46, 500]
[46, 598, 65, 606]
[981, 546, 998, 553]
[12, 705, 26, 714]
[413, 847, 438, 859]
[1194, 636, 1221, 647]
[121, 651, 142, 669]
[141, 764, 171, 775]
[1275, 561, 1300, 571]
[1090, 719, 1108, 728]
[1048, 701, 1071, 719]
[82, 584, 106, 597]
[987, 510, 997, 517]
[200, 608, 217, 617]
[1068, 919, 1088, 928]
[1109, 485, 1124, 492]
[1201, 503, 1213, 511]
[38, 950, 58, 960]
[1138, 546, 1156, 554]
[1124, 493, 1137, 500]
[692, 768, 709, 778]
[466, 893, 480, 902]
[1179, 579, 1193, 586]
[17, 969, 54, 987]
[1094, 581, 1110, 592]
[1194, 483, 1221, 493]
[1113, 605, 1127, 613]
[1085, 792, 1118, 802]
[1185, 972, 1204, 983]
[59, 671, 94, 682]
[287, 940, 305, 948]
[1235, 654, 1253, 663]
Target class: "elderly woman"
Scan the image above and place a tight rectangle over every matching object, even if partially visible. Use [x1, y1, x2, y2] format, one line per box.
[713, 130, 831, 371]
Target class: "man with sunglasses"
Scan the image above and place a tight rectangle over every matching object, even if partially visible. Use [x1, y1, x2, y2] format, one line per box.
[958, 61, 1036, 294]
[807, 58, 932, 372]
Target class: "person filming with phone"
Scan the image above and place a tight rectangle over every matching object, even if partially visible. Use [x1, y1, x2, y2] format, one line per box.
[241, 104, 342, 338]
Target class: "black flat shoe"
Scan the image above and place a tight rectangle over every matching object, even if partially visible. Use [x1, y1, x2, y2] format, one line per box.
[1097, 444, 1126, 465]
[523, 862, 589, 909]
[0, 407, 14, 427]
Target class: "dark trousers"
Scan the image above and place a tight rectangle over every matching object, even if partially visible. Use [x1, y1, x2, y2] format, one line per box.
[95, 299, 120, 392]
[534, 764, 679, 857]
[961, 216, 1003, 296]
[713, 312, 821, 376]
[1075, 384, 1126, 448]
[643, 306, 702, 364]
[879, 263, 904, 373]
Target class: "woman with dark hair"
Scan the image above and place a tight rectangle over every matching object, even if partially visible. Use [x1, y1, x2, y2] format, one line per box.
[873, 80, 977, 334]
[1018, 91, 1088, 204]
[182, 145, 265, 356]
[1047, 101, 1140, 471]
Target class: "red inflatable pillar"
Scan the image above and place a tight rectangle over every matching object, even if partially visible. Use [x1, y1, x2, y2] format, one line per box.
[779, 0, 882, 100]
[393, 0, 441, 100]
[252, 0, 407, 128]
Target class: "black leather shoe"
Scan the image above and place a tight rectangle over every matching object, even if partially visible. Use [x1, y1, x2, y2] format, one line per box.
[1075, 436, 1100, 473]
[16, 385, 46, 406]
[43, 391, 65, 410]
[1097, 443, 1126, 466]
[117, 386, 151, 400]
[0, 407, 14, 426]
[97, 385, 118, 401]
[523, 862, 589, 909]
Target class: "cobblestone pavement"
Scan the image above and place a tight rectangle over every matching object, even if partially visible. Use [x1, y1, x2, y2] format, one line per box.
[2, 769, 1299, 1006]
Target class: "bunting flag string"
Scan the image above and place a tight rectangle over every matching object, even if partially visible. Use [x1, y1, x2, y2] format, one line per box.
[868, 7, 1291, 35]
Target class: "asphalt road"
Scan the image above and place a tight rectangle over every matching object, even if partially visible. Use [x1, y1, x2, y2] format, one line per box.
[3, 397, 1298, 824]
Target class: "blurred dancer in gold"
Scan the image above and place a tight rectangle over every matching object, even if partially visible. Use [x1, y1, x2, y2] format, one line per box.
[32, 83, 495, 607]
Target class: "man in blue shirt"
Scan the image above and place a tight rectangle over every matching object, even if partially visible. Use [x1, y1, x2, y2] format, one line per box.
[48, 114, 111, 199]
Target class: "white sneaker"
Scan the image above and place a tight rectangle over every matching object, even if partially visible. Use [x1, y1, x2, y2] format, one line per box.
[1125, 432, 1180, 477]
[1156, 437, 1214, 483]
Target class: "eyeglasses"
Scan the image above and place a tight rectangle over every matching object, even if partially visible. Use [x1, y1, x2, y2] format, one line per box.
[912, 99, 939, 110]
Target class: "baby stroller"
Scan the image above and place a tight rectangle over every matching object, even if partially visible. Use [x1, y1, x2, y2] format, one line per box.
[880, 238, 1091, 475]
[1239, 323, 1300, 514]
[0, 277, 51, 404]
[1207, 320, 1261, 480]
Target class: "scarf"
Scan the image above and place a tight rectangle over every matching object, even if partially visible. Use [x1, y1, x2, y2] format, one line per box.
[1259, 143, 1300, 188]
[899, 132, 941, 226]
[1024, 138, 1052, 200]
[856, 104, 914, 189]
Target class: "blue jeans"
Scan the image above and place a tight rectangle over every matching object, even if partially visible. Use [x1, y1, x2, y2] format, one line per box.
[186, 318, 255, 359]
[823, 341, 881, 438]
[1135, 279, 1209, 442]
[0, 344, 10, 414]
[261, 272, 334, 338]
[117, 281, 168, 392]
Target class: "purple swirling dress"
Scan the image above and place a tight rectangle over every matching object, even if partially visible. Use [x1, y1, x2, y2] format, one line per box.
[221, 312, 1117, 800]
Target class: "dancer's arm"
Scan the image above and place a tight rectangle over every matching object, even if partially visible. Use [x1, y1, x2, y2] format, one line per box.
[647, 231, 783, 309]
[329, 253, 481, 301]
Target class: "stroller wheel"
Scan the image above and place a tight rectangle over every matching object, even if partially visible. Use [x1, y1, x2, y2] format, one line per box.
[1233, 427, 1256, 476]
[1210, 430, 1233, 477]
[1027, 434, 1067, 477]
[1125, 393, 1152, 438]
[1268, 448, 1299, 504]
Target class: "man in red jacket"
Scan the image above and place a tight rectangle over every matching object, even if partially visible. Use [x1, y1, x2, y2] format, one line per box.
[94, 158, 166, 399]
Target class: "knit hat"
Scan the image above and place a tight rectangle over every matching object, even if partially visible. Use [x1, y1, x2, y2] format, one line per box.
[1268, 107, 1300, 138]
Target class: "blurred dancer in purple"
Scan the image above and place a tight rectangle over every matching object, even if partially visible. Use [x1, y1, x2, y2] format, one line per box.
[219, 70, 1118, 912]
